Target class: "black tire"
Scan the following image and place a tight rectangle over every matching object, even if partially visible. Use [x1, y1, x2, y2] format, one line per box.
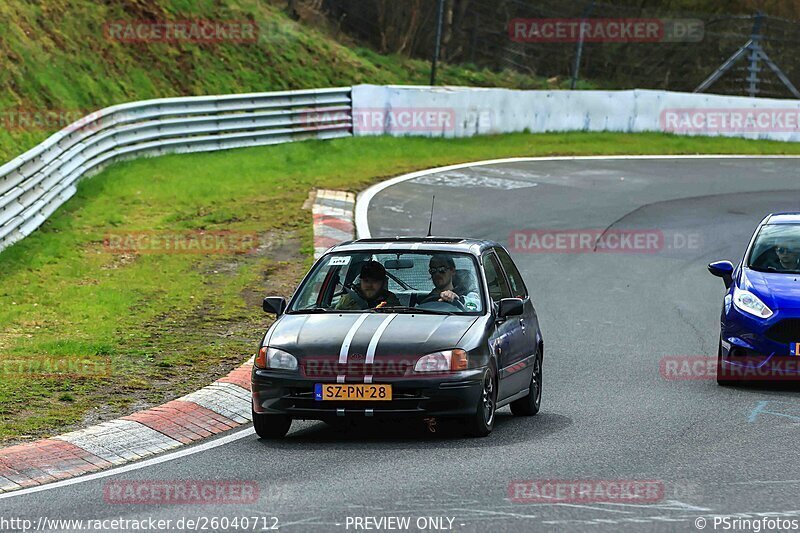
[511, 352, 542, 416]
[252, 409, 292, 439]
[464, 366, 497, 437]
[716, 339, 735, 386]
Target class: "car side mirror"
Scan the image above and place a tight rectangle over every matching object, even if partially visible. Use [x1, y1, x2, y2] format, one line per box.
[708, 261, 734, 289]
[498, 298, 524, 318]
[263, 296, 287, 315]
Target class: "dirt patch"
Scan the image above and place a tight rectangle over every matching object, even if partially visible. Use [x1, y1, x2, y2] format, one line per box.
[0, 229, 311, 446]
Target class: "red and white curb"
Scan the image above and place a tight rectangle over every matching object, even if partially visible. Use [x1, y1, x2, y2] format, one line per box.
[0, 361, 253, 493]
[313, 189, 355, 259]
[0, 190, 357, 494]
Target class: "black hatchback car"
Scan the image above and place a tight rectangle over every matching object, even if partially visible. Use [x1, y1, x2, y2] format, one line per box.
[251, 237, 543, 438]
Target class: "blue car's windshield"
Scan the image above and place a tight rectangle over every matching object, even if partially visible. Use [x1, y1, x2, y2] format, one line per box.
[747, 224, 800, 274]
[288, 251, 484, 314]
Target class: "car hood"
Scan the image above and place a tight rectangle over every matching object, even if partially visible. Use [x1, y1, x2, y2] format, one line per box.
[741, 268, 800, 310]
[266, 313, 479, 359]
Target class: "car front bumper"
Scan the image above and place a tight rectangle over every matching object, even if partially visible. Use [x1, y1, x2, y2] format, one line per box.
[251, 367, 485, 419]
[721, 304, 800, 379]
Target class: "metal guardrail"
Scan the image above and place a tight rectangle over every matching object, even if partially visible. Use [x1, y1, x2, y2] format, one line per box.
[5, 83, 800, 254]
[0, 87, 353, 252]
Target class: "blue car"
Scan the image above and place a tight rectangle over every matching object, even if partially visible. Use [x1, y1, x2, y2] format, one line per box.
[709, 213, 800, 385]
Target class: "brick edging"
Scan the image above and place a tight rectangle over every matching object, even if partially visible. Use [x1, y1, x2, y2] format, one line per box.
[313, 189, 355, 259]
[0, 359, 253, 493]
[0, 190, 356, 494]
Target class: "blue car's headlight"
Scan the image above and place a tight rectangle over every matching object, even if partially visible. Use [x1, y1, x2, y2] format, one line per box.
[732, 287, 773, 319]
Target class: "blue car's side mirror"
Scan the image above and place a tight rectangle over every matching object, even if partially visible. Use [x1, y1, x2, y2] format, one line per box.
[708, 261, 734, 288]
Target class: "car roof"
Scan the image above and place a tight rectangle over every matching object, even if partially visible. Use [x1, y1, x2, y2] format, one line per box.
[764, 212, 800, 225]
[328, 236, 501, 256]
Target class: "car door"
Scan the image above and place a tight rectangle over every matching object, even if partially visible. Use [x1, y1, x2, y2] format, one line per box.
[482, 250, 525, 401]
[495, 246, 541, 392]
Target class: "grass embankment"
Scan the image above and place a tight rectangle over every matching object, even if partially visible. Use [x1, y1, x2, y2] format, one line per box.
[0, 0, 573, 162]
[1, 132, 800, 443]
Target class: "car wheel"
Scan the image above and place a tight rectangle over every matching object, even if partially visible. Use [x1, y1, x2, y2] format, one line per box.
[716, 338, 735, 386]
[252, 409, 292, 439]
[511, 352, 542, 416]
[465, 366, 497, 437]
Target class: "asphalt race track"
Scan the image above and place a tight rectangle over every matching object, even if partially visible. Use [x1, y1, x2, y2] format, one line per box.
[5, 157, 800, 532]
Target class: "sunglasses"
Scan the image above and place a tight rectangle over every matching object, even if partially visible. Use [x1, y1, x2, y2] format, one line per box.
[777, 247, 795, 254]
[429, 266, 451, 274]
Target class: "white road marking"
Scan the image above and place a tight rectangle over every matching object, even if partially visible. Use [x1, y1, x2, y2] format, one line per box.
[274, 517, 320, 528]
[449, 508, 539, 520]
[588, 500, 711, 512]
[354, 155, 800, 238]
[731, 479, 800, 485]
[551, 503, 632, 514]
[0, 427, 255, 500]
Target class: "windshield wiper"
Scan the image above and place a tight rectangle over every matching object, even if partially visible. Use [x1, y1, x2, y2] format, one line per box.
[374, 306, 453, 315]
[292, 307, 333, 314]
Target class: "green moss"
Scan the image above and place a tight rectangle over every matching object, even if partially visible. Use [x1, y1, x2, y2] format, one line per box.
[0, 0, 583, 161]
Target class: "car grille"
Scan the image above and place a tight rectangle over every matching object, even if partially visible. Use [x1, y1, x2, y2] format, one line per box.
[300, 357, 415, 379]
[282, 388, 427, 414]
[765, 319, 800, 343]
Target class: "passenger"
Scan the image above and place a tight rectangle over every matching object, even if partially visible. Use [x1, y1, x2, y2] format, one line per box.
[336, 261, 401, 310]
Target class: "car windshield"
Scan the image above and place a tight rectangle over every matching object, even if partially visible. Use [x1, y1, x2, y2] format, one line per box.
[747, 224, 800, 274]
[288, 251, 484, 314]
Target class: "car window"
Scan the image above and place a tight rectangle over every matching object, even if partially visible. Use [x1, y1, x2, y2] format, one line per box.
[494, 247, 527, 299]
[747, 223, 800, 274]
[482, 253, 512, 303]
[288, 251, 485, 314]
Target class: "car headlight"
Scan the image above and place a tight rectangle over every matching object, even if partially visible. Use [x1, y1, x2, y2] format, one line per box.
[255, 346, 298, 370]
[414, 349, 468, 372]
[732, 287, 773, 318]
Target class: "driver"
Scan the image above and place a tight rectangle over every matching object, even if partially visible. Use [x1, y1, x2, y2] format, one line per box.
[420, 254, 481, 310]
[775, 242, 800, 271]
[336, 260, 400, 310]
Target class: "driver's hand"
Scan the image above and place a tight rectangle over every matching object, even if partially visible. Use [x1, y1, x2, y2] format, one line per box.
[438, 290, 458, 303]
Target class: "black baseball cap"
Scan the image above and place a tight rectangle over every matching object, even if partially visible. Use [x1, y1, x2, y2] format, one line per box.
[360, 260, 387, 281]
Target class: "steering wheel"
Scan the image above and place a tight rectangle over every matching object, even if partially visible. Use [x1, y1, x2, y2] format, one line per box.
[333, 280, 368, 308]
[752, 248, 777, 269]
[418, 296, 466, 312]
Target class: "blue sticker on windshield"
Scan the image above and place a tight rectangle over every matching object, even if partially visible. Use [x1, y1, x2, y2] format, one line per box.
[314, 383, 323, 400]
